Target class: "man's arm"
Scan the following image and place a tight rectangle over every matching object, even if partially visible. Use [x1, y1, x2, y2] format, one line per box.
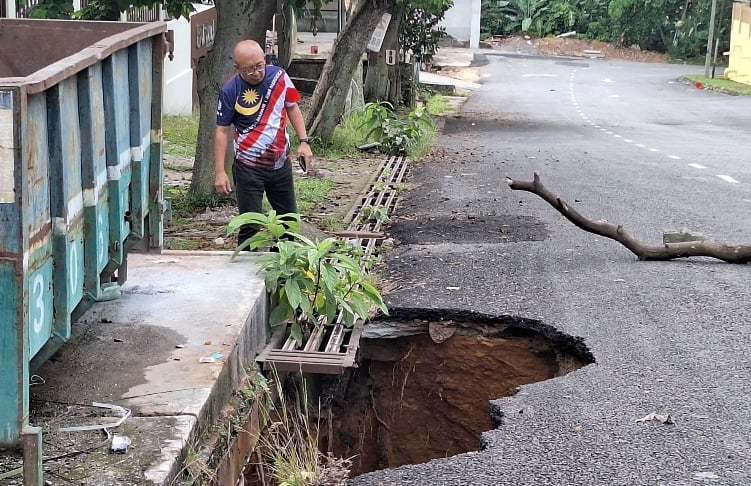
[287, 103, 313, 167]
[214, 125, 232, 195]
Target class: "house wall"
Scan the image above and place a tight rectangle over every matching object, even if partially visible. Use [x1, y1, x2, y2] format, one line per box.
[163, 3, 215, 115]
[725, 2, 751, 85]
[164, 14, 194, 115]
[440, 0, 481, 49]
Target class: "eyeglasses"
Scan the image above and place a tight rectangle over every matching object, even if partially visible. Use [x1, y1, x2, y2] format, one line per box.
[237, 63, 265, 75]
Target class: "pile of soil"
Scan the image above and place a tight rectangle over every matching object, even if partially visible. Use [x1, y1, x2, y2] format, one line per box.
[486, 35, 668, 63]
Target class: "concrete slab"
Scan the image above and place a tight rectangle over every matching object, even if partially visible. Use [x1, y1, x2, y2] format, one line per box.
[418, 71, 482, 92]
[10, 251, 268, 485]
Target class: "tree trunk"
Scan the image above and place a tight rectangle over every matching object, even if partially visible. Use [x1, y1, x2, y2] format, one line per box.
[506, 172, 751, 264]
[307, 0, 395, 141]
[363, 3, 406, 104]
[189, 0, 276, 197]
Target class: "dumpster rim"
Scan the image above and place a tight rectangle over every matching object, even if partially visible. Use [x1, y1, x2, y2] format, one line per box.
[0, 20, 168, 94]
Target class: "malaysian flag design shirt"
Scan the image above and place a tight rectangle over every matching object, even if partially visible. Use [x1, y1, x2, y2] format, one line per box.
[216, 65, 301, 169]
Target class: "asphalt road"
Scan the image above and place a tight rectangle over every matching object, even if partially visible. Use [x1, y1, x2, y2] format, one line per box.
[351, 54, 751, 485]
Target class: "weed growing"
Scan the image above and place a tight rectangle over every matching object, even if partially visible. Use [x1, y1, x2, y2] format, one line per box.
[253, 370, 352, 486]
[163, 114, 199, 157]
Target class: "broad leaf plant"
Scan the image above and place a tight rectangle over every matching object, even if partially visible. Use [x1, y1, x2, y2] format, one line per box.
[227, 211, 388, 347]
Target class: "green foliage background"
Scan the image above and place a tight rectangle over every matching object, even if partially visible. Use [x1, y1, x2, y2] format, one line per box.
[481, 0, 734, 60]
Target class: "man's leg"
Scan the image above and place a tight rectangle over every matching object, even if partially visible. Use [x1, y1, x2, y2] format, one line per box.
[266, 161, 298, 215]
[266, 161, 299, 242]
[233, 162, 267, 246]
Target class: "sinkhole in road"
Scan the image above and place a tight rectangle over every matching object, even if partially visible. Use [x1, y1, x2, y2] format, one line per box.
[321, 308, 595, 477]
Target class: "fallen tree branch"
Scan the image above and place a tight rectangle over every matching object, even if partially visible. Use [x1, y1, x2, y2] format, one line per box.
[505, 171, 751, 264]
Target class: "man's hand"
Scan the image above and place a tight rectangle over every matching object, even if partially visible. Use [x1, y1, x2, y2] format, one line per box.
[215, 171, 232, 195]
[297, 143, 314, 171]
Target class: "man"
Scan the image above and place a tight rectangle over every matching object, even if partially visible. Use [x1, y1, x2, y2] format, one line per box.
[214, 39, 313, 245]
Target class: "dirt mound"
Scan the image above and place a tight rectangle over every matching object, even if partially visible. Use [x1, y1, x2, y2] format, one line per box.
[486, 35, 668, 63]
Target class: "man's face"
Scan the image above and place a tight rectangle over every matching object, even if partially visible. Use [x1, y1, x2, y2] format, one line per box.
[235, 50, 266, 84]
[236, 61, 266, 84]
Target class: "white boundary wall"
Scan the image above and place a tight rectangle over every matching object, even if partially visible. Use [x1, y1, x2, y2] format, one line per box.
[164, 12, 194, 115]
[163, 2, 214, 115]
[440, 0, 481, 49]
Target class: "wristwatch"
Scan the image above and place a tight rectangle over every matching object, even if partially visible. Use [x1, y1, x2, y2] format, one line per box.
[299, 138, 310, 144]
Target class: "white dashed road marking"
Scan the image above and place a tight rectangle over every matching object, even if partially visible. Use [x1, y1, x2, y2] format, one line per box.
[717, 175, 739, 184]
[569, 70, 743, 185]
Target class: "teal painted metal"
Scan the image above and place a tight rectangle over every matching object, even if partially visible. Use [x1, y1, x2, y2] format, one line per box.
[0, 19, 167, 458]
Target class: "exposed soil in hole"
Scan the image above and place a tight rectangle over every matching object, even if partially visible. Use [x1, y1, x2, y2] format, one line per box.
[320, 310, 594, 476]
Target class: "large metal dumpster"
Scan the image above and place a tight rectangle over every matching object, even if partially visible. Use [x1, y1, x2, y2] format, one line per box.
[0, 18, 166, 482]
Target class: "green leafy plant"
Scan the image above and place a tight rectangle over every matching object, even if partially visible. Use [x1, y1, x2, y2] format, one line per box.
[400, 1, 453, 66]
[227, 211, 388, 347]
[72, 0, 121, 20]
[26, 0, 73, 18]
[360, 101, 434, 155]
[359, 205, 391, 225]
[22, 0, 194, 20]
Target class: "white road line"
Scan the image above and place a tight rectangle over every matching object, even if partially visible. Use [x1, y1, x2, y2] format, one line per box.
[688, 163, 706, 169]
[624, 139, 632, 143]
[635, 143, 645, 148]
[717, 175, 739, 183]
[614, 134, 622, 138]
[668, 155, 681, 160]
[649, 148, 660, 152]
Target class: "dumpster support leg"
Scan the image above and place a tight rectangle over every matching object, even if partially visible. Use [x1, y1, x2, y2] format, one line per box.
[22, 426, 42, 486]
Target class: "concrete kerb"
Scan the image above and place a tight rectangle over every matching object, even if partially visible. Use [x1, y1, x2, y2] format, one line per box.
[678, 75, 751, 95]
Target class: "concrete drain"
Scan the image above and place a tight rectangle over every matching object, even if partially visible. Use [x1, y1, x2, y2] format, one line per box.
[321, 308, 594, 476]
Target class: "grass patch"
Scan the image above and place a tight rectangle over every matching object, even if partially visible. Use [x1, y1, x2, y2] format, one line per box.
[164, 238, 205, 251]
[296, 177, 336, 213]
[163, 114, 199, 157]
[164, 162, 193, 172]
[318, 215, 346, 232]
[407, 127, 436, 159]
[683, 75, 751, 95]
[309, 109, 371, 159]
[163, 184, 229, 220]
[425, 94, 452, 116]
[163, 176, 336, 225]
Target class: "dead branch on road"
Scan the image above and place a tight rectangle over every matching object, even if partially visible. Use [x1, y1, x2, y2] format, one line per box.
[505, 171, 751, 264]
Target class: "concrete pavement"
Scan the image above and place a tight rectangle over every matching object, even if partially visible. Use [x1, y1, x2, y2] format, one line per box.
[3, 251, 267, 485]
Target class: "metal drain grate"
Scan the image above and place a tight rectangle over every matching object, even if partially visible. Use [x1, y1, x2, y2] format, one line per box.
[256, 155, 409, 374]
